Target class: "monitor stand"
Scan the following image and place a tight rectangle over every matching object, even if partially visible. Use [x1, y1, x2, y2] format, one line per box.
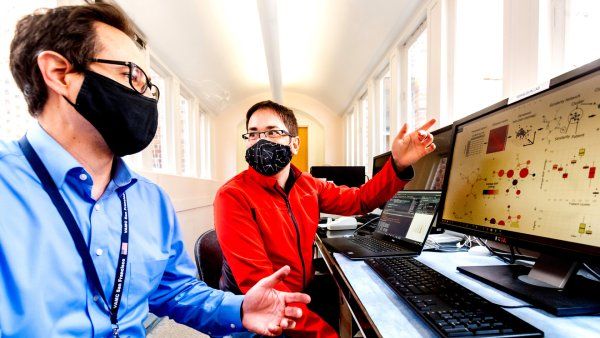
[457, 253, 600, 316]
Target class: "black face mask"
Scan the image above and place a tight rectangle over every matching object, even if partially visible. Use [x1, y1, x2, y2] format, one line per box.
[245, 139, 293, 176]
[64, 70, 158, 157]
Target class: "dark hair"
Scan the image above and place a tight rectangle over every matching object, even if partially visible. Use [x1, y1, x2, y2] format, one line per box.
[9, 3, 136, 117]
[245, 100, 298, 136]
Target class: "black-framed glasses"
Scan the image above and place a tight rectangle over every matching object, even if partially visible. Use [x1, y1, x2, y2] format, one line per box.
[88, 58, 160, 101]
[242, 129, 294, 141]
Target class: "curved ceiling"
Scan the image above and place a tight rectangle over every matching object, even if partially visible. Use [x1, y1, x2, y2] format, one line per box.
[116, 0, 421, 114]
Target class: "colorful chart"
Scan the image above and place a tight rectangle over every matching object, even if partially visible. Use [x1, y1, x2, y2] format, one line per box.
[443, 71, 600, 247]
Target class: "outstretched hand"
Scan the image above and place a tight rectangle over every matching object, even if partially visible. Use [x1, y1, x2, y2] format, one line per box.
[242, 266, 311, 336]
[391, 118, 437, 171]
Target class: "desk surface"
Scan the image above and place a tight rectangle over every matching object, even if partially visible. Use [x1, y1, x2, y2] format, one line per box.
[319, 244, 600, 337]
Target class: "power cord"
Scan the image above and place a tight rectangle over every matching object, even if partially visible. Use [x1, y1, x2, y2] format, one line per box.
[582, 263, 600, 281]
[353, 216, 380, 235]
[496, 303, 536, 309]
[474, 238, 537, 264]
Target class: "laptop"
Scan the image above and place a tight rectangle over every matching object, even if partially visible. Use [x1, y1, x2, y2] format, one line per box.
[321, 191, 441, 260]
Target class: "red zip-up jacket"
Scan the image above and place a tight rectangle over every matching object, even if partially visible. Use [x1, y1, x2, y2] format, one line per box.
[214, 158, 412, 337]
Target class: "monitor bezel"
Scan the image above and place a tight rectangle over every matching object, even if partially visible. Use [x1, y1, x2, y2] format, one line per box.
[437, 58, 600, 259]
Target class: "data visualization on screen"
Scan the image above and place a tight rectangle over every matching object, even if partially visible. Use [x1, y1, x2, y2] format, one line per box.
[442, 71, 600, 248]
[378, 192, 440, 244]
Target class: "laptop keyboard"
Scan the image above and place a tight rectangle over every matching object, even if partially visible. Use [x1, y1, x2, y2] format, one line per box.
[366, 257, 543, 337]
[348, 236, 401, 253]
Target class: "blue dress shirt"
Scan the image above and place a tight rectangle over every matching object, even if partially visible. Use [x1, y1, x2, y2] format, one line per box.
[0, 123, 244, 337]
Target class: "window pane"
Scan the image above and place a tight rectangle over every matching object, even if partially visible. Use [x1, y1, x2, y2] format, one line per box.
[379, 68, 391, 152]
[148, 68, 167, 169]
[352, 109, 358, 165]
[1, 1, 56, 140]
[407, 28, 428, 128]
[454, 0, 503, 120]
[199, 111, 212, 179]
[360, 95, 369, 165]
[564, 0, 600, 70]
[179, 95, 191, 175]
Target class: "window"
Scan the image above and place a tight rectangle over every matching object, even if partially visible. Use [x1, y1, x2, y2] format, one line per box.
[564, 0, 600, 70]
[359, 94, 369, 166]
[178, 94, 192, 175]
[345, 113, 352, 165]
[378, 67, 391, 152]
[453, 0, 503, 120]
[198, 111, 212, 179]
[1, 1, 56, 140]
[351, 107, 359, 165]
[148, 68, 168, 170]
[407, 26, 428, 128]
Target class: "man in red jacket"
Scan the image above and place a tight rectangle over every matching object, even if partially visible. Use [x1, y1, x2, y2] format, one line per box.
[215, 100, 436, 337]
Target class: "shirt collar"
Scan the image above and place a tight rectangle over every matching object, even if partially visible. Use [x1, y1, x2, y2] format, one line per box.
[26, 123, 83, 188]
[246, 164, 302, 192]
[26, 123, 137, 190]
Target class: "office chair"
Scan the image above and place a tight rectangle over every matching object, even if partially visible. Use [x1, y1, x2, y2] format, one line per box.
[194, 229, 223, 289]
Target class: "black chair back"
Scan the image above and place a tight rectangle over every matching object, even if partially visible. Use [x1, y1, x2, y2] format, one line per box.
[194, 229, 223, 289]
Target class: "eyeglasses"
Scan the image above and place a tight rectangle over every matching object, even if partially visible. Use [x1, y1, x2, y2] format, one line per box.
[242, 129, 293, 141]
[87, 58, 160, 101]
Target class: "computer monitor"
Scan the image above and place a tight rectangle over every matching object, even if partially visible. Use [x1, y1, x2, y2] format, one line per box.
[310, 166, 365, 188]
[373, 125, 453, 233]
[438, 58, 600, 315]
[404, 125, 452, 190]
[372, 151, 392, 177]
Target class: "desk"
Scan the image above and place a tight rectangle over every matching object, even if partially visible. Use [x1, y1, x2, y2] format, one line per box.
[314, 236, 600, 338]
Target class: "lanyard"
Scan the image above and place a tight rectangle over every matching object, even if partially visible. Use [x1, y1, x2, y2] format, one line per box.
[19, 136, 129, 337]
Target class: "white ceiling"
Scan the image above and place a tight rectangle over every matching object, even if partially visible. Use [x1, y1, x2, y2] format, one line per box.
[116, 0, 421, 114]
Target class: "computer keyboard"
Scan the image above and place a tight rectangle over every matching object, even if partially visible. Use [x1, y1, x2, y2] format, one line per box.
[366, 257, 543, 337]
[348, 236, 400, 253]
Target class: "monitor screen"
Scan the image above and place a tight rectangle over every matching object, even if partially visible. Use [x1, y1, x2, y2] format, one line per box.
[372, 126, 452, 190]
[372, 151, 392, 178]
[375, 191, 440, 245]
[404, 125, 452, 190]
[309, 166, 365, 188]
[440, 61, 600, 259]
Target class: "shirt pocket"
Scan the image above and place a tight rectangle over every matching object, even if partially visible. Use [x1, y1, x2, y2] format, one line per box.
[126, 258, 168, 310]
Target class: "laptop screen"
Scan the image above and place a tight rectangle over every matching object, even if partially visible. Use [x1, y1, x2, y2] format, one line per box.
[375, 191, 441, 245]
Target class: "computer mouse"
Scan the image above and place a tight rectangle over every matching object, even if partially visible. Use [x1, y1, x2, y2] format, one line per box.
[468, 245, 491, 256]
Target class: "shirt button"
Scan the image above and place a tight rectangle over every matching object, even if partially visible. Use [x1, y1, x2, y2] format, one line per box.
[93, 295, 99, 302]
[230, 323, 236, 329]
[94, 204, 101, 211]
[95, 248, 104, 256]
[79, 173, 88, 181]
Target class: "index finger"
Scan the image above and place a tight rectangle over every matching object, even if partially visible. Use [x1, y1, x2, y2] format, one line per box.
[283, 292, 311, 305]
[417, 118, 437, 131]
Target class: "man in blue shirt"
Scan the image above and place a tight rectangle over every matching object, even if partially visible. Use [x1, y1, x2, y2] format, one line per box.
[0, 3, 309, 337]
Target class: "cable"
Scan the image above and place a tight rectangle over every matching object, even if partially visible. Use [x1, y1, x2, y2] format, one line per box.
[582, 263, 600, 281]
[475, 238, 512, 264]
[353, 216, 380, 235]
[473, 238, 538, 263]
[509, 245, 516, 264]
[497, 304, 536, 309]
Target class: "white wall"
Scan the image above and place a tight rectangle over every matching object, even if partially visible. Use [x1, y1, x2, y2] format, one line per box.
[214, 92, 345, 181]
[138, 171, 221, 258]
